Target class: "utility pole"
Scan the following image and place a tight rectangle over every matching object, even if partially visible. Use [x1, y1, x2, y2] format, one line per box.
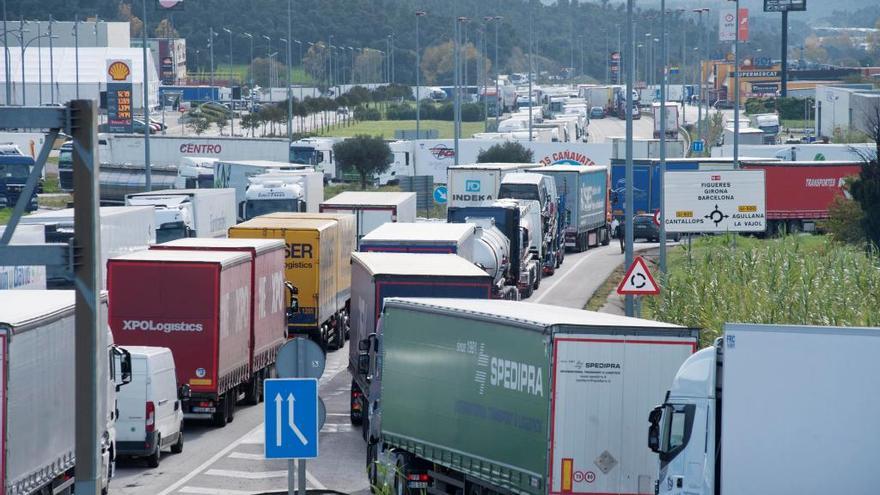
[209, 27, 216, 101]
[493, 16, 501, 129]
[2, 0, 9, 105]
[287, 0, 293, 144]
[142, 0, 151, 191]
[75, 16, 80, 99]
[624, 0, 635, 317]
[416, 10, 426, 140]
[528, 0, 533, 142]
[781, 10, 788, 97]
[733, 0, 741, 168]
[659, 0, 668, 275]
[49, 15, 55, 104]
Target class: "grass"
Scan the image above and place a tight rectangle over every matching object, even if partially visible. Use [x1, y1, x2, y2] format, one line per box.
[192, 64, 315, 85]
[317, 120, 487, 139]
[782, 119, 814, 130]
[585, 264, 626, 312]
[644, 234, 880, 346]
[0, 208, 10, 226]
[42, 176, 62, 194]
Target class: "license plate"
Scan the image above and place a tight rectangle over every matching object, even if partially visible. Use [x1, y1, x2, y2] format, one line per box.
[192, 407, 216, 413]
[408, 482, 428, 489]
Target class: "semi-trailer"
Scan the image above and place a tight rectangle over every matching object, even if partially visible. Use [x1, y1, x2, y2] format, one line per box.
[213, 160, 314, 216]
[319, 191, 417, 241]
[125, 188, 237, 242]
[358, 298, 698, 495]
[446, 163, 535, 209]
[108, 250, 257, 427]
[739, 160, 862, 233]
[242, 170, 324, 220]
[650, 323, 880, 495]
[149, 238, 287, 404]
[358, 222, 476, 260]
[530, 165, 610, 251]
[229, 217, 348, 350]
[347, 253, 494, 425]
[0, 291, 131, 495]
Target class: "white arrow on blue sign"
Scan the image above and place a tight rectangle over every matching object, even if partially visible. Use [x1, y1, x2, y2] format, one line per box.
[692, 140, 705, 153]
[433, 185, 448, 204]
[264, 378, 319, 459]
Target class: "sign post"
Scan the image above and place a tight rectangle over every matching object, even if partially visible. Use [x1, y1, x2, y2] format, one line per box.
[763, 0, 806, 97]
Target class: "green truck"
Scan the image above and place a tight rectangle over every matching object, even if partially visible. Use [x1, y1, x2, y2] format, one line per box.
[357, 298, 698, 495]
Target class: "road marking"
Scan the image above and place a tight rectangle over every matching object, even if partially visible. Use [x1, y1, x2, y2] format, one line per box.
[306, 469, 327, 490]
[227, 452, 266, 460]
[205, 469, 287, 479]
[179, 487, 261, 495]
[321, 423, 353, 433]
[326, 412, 349, 417]
[532, 247, 604, 303]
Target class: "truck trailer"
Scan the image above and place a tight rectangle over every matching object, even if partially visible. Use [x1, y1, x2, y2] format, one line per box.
[0, 291, 130, 495]
[530, 165, 610, 251]
[320, 191, 417, 241]
[213, 160, 315, 216]
[650, 323, 880, 495]
[242, 170, 324, 220]
[348, 253, 494, 425]
[229, 217, 348, 350]
[125, 188, 237, 242]
[359, 298, 698, 495]
[149, 238, 287, 404]
[358, 222, 476, 260]
[446, 163, 535, 209]
[108, 249, 255, 427]
[739, 160, 861, 233]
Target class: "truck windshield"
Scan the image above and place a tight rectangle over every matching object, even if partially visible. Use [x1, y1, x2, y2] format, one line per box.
[0, 163, 30, 181]
[245, 199, 301, 219]
[290, 147, 318, 165]
[499, 184, 540, 202]
[156, 223, 190, 243]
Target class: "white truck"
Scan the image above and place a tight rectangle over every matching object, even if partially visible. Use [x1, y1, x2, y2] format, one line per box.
[650, 323, 880, 495]
[97, 134, 290, 167]
[0, 290, 131, 495]
[447, 163, 536, 209]
[213, 160, 314, 216]
[175, 157, 218, 189]
[499, 173, 563, 275]
[19, 206, 156, 290]
[358, 222, 476, 260]
[748, 113, 781, 144]
[126, 189, 237, 242]
[0, 224, 46, 290]
[242, 171, 324, 220]
[319, 191, 417, 241]
[289, 137, 341, 179]
[652, 102, 680, 139]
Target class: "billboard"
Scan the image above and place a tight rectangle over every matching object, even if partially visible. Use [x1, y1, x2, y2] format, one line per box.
[609, 52, 621, 84]
[738, 8, 749, 42]
[719, 8, 736, 42]
[106, 59, 133, 134]
[764, 0, 806, 12]
[663, 170, 766, 233]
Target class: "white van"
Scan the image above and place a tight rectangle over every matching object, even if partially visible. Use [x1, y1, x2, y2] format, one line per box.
[116, 346, 186, 467]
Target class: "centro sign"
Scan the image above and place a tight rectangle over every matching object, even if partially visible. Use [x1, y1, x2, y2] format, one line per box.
[180, 143, 223, 154]
[663, 170, 766, 233]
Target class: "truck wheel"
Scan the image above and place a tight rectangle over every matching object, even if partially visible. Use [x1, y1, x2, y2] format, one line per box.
[533, 268, 542, 290]
[244, 375, 260, 405]
[227, 390, 236, 423]
[147, 436, 161, 468]
[394, 457, 408, 495]
[366, 442, 379, 492]
[171, 430, 184, 454]
[601, 228, 611, 246]
[212, 400, 228, 427]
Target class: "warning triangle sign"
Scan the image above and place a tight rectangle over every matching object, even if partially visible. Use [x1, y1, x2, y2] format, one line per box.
[616, 256, 660, 296]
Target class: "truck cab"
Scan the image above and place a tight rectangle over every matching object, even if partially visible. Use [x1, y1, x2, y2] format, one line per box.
[244, 176, 307, 220]
[289, 137, 338, 180]
[499, 173, 562, 274]
[126, 194, 197, 243]
[0, 155, 39, 211]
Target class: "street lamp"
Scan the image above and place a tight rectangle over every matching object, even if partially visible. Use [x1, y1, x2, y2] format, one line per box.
[454, 16, 471, 160]
[415, 10, 426, 141]
[222, 28, 233, 84]
[242, 32, 254, 91]
[731, 0, 741, 168]
[262, 35, 273, 100]
[13, 28, 57, 106]
[209, 27, 218, 101]
[486, 15, 502, 128]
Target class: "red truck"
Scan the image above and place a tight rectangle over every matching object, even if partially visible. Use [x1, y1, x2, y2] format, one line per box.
[740, 160, 862, 234]
[151, 238, 287, 405]
[109, 249, 255, 427]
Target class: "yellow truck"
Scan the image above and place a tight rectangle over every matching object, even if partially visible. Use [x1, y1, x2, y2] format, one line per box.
[230, 216, 347, 350]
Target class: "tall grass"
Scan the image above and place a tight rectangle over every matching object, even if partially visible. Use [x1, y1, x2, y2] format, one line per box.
[646, 235, 880, 345]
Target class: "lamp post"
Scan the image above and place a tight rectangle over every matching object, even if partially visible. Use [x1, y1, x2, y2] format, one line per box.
[659, 0, 668, 275]
[528, 0, 534, 141]
[262, 35, 272, 101]
[286, 0, 292, 143]
[222, 28, 233, 83]
[693, 7, 709, 143]
[732, 0, 741, 168]
[624, 0, 635, 316]
[74, 16, 79, 99]
[142, 0, 152, 191]
[2, 0, 10, 105]
[209, 27, 218, 101]
[491, 16, 502, 128]
[48, 15, 55, 103]
[328, 35, 334, 88]
[416, 10, 426, 140]
[242, 32, 254, 91]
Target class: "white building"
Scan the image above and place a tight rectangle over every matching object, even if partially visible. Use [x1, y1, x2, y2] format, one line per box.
[815, 84, 880, 139]
[1, 21, 130, 48]
[0, 47, 159, 109]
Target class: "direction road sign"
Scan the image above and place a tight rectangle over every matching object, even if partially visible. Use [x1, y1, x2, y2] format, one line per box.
[276, 337, 325, 379]
[433, 185, 448, 204]
[692, 140, 705, 153]
[653, 210, 661, 227]
[663, 170, 766, 233]
[617, 257, 660, 296]
[265, 378, 319, 459]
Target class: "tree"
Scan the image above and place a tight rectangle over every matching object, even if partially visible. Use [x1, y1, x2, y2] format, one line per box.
[248, 57, 288, 88]
[333, 135, 393, 190]
[154, 18, 179, 38]
[186, 116, 211, 135]
[850, 103, 880, 248]
[477, 141, 534, 163]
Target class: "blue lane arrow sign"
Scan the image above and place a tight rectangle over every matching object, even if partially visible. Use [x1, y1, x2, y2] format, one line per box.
[265, 378, 318, 459]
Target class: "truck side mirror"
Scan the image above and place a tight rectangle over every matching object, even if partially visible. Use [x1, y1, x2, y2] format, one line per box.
[648, 405, 663, 453]
[358, 337, 372, 352]
[178, 383, 192, 400]
[113, 346, 132, 391]
[285, 282, 299, 315]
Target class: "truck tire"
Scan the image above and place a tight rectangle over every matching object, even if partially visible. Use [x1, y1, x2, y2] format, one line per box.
[601, 227, 611, 246]
[227, 390, 236, 423]
[366, 442, 379, 492]
[147, 436, 161, 468]
[533, 268, 542, 290]
[394, 456, 409, 495]
[244, 374, 261, 405]
[213, 399, 228, 427]
[171, 430, 184, 454]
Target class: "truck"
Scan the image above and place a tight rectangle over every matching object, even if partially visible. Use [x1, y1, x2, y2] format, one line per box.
[748, 113, 780, 143]
[358, 222, 476, 261]
[651, 102, 680, 139]
[158, 85, 220, 102]
[149, 238, 287, 404]
[20, 206, 156, 289]
[242, 170, 324, 220]
[739, 160, 862, 234]
[610, 138, 685, 160]
[0, 290, 131, 495]
[450, 199, 543, 298]
[722, 126, 764, 146]
[93, 134, 290, 167]
[319, 191, 417, 241]
[498, 173, 563, 275]
[0, 224, 46, 290]
[347, 254, 493, 425]
[175, 157, 218, 189]
[447, 163, 535, 209]
[358, 298, 699, 495]
[229, 217, 348, 350]
[108, 249, 262, 427]
[529, 165, 610, 251]
[125, 188, 237, 242]
[289, 137, 341, 180]
[0, 154, 39, 211]
[213, 160, 315, 216]
[649, 323, 879, 495]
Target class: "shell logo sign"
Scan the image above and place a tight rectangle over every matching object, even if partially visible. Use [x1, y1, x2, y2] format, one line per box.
[107, 61, 131, 82]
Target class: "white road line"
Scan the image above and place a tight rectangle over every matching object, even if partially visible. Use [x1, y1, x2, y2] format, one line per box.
[156, 352, 350, 495]
[179, 487, 261, 495]
[326, 412, 349, 417]
[227, 452, 266, 461]
[532, 248, 604, 303]
[306, 469, 327, 490]
[205, 469, 287, 479]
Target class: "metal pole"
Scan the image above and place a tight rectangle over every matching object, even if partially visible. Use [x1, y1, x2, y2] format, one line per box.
[625, 0, 635, 317]
[75, 17, 80, 99]
[71, 99, 104, 495]
[142, 0, 151, 191]
[482, 24, 488, 132]
[703, 9, 710, 143]
[49, 15, 55, 103]
[494, 17, 500, 128]
[528, 0, 533, 142]
[297, 459, 307, 495]
[781, 10, 788, 97]
[209, 27, 215, 101]
[659, 0, 667, 275]
[453, 17, 460, 165]
[416, 11, 424, 140]
[2, 0, 9, 105]
[288, 459, 295, 495]
[287, 0, 293, 144]
[19, 18, 24, 106]
[37, 24, 42, 105]
[733, 0, 740, 168]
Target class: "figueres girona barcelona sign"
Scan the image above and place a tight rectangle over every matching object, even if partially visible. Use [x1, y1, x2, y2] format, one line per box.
[538, 150, 597, 167]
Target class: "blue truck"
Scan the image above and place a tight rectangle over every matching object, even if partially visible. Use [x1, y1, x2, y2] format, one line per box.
[158, 85, 221, 103]
[347, 252, 493, 427]
[530, 165, 611, 252]
[0, 155, 39, 211]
